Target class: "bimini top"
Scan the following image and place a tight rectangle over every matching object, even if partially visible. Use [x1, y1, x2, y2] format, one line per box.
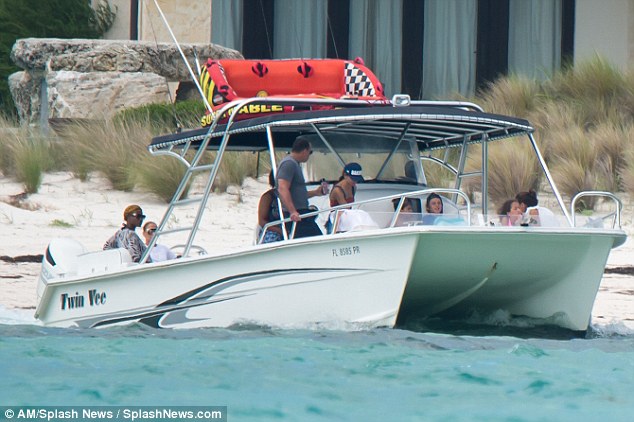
[149, 98, 534, 153]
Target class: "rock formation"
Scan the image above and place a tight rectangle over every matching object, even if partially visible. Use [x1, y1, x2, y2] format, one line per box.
[9, 38, 243, 125]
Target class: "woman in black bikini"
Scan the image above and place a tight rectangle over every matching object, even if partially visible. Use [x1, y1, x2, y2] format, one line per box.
[329, 162, 364, 207]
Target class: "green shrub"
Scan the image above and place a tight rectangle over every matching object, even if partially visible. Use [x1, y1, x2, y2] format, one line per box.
[115, 100, 206, 132]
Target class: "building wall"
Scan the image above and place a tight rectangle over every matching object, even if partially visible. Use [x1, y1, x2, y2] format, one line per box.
[574, 0, 634, 69]
[138, 0, 211, 43]
[100, 0, 211, 43]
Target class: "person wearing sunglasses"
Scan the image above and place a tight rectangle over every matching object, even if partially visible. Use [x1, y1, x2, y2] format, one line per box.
[103, 204, 149, 262]
[142, 221, 176, 262]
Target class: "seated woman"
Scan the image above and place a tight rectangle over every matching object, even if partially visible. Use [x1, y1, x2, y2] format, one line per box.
[257, 171, 283, 243]
[103, 204, 148, 262]
[142, 221, 177, 262]
[498, 199, 523, 226]
[392, 197, 421, 226]
[422, 193, 444, 225]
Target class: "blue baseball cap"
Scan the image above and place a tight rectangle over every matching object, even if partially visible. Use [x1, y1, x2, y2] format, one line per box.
[343, 162, 364, 183]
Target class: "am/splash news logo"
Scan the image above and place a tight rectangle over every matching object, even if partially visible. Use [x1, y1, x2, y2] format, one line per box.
[1, 406, 227, 421]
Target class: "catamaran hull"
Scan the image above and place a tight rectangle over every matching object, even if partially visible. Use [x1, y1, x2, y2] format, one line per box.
[35, 227, 625, 331]
[398, 227, 626, 331]
[35, 233, 417, 329]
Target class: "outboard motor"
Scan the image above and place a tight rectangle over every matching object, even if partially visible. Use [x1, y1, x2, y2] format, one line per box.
[37, 238, 86, 301]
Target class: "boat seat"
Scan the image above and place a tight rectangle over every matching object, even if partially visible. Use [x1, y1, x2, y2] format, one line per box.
[77, 248, 133, 276]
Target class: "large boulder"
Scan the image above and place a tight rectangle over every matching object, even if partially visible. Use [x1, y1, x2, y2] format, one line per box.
[47, 71, 170, 119]
[8, 71, 42, 124]
[9, 38, 243, 125]
[11, 38, 242, 81]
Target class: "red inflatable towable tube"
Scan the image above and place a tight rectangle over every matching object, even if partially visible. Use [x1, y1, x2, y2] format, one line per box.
[198, 58, 386, 126]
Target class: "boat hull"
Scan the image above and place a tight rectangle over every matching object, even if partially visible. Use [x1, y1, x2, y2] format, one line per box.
[35, 233, 417, 329]
[398, 227, 626, 331]
[35, 227, 626, 331]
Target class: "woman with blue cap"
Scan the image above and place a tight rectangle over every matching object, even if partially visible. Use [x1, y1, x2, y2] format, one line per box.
[329, 162, 363, 207]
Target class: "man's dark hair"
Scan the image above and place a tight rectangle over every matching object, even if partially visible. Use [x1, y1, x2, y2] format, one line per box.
[516, 190, 538, 207]
[292, 138, 311, 153]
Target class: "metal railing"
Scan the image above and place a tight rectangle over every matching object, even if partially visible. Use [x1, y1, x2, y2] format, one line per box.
[257, 188, 472, 244]
[571, 191, 623, 229]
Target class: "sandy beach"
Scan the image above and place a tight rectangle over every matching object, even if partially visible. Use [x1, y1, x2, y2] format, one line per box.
[1, 172, 632, 331]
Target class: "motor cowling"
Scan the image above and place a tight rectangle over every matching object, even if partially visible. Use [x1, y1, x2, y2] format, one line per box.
[37, 238, 86, 300]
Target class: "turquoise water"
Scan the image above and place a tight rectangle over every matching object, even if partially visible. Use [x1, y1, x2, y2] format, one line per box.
[1, 309, 633, 421]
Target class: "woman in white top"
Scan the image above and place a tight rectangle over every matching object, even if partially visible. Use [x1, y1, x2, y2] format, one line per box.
[142, 221, 177, 262]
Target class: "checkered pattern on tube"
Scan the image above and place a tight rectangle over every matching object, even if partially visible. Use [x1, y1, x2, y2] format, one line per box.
[344, 63, 376, 96]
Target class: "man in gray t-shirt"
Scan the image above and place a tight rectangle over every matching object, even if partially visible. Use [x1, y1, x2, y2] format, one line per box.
[275, 137, 328, 238]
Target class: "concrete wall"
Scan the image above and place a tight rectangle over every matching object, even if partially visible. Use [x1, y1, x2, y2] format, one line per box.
[138, 0, 211, 43]
[574, 0, 634, 69]
[100, 0, 211, 43]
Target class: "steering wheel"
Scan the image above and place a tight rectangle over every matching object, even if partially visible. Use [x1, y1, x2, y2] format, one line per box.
[170, 244, 208, 257]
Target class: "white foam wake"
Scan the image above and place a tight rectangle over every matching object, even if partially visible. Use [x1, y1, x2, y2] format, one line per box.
[0, 305, 40, 325]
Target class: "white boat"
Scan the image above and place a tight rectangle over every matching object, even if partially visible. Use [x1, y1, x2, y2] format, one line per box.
[34, 92, 626, 332]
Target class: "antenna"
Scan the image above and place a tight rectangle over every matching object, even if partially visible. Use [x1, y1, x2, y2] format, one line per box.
[148, 0, 213, 112]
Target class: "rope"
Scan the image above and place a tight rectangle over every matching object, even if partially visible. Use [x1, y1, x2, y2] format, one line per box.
[258, 0, 273, 58]
[143, 0, 184, 132]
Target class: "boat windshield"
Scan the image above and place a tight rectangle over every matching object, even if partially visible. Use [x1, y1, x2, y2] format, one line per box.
[279, 132, 425, 185]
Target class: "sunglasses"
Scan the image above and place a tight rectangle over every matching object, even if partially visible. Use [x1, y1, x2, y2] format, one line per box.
[146, 228, 156, 234]
[131, 213, 146, 220]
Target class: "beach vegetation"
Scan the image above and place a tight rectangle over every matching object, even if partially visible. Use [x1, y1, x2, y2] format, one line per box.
[213, 151, 260, 193]
[50, 219, 73, 228]
[115, 100, 206, 132]
[54, 117, 149, 191]
[3, 126, 53, 193]
[485, 142, 540, 206]
[4, 54, 634, 211]
[468, 55, 634, 210]
[476, 74, 542, 117]
[136, 155, 191, 203]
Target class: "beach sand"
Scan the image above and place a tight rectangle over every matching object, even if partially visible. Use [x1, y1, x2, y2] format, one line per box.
[1, 172, 632, 331]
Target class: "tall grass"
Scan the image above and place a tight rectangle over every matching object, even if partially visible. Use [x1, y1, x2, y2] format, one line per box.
[617, 125, 634, 195]
[9, 135, 52, 193]
[547, 126, 601, 209]
[56, 117, 150, 191]
[467, 55, 634, 209]
[477, 74, 542, 117]
[136, 155, 190, 203]
[485, 142, 541, 206]
[4, 55, 634, 208]
[0, 114, 18, 176]
[1, 116, 54, 193]
[213, 151, 260, 192]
